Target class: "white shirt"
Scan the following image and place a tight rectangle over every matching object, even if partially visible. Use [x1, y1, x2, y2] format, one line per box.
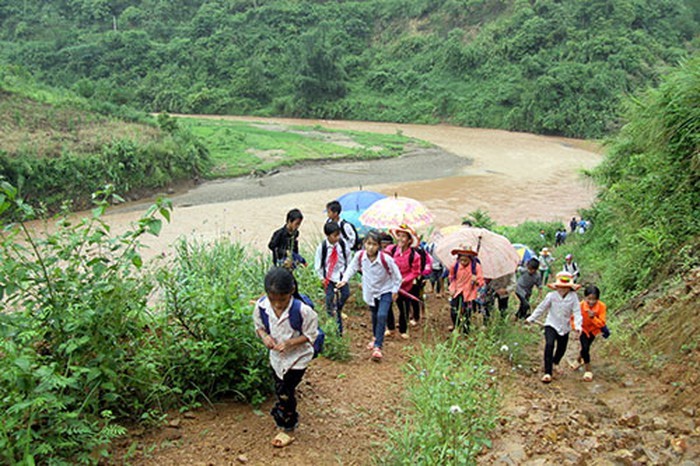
[341, 251, 402, 304]
[340, 220, 357, 248]
[314, 239, 352, 282]
[253, 297, 318, 379]
[527, 290, 582, 336]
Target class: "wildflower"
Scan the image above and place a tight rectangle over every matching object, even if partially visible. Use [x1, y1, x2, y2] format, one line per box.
[500, 344, 509, 352]
[449, 405, 463, 414]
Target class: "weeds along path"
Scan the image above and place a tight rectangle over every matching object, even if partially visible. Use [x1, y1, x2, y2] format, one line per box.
[480, 330, 700, 465]
[118, 294, 454, 465]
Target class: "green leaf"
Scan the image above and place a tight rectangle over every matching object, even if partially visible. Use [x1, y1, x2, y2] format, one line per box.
[147, 219, 163, 236]
[131, 254, 143, 268]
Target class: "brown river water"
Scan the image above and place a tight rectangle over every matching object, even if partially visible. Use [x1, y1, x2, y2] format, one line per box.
[53, 117, 603, 260]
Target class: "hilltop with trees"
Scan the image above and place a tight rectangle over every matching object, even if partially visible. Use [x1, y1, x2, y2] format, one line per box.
[0, 0, 697, 138]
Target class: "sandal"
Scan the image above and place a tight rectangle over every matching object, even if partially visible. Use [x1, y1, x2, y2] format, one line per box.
[366, 338, 376, 350]
[568, 358, 582, 371]
[371, 347, 383, 361]
[271, 431, 295, 448]
[541, 374, 552, 383]
[583, 371, 593, 382]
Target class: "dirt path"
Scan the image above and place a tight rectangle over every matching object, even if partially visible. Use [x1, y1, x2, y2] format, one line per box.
[117, 295, 454, 465]
[480, 334, 700, 465]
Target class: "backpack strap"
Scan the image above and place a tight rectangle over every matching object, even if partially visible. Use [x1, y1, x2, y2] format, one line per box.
[320, 241, 328, 275]
[288, 298, 303, 333]
[321, 240, 348, 277]
[358, 250, 392, 276]
[258, 297, 271, 334]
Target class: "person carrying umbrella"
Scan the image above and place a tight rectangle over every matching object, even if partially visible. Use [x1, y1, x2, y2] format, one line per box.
[447, 244, 485, 333]
[386, 224, 423, 339]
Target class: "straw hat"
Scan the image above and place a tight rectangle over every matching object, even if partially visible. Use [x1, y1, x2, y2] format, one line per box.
[390, 224, 419, 248]
[540, 247, 551, 256]
[451, 243, 478, 257]
[547, 271, 581, 290]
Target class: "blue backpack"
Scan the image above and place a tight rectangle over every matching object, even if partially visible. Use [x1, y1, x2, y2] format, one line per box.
[258, 296, 325, 358]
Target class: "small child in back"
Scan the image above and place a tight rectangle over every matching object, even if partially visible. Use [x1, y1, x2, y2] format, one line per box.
[515, 258, 542, 320]
[527, 271, 582, 383]
[569, 285, 607, 382]
[337, 230, 402, 361]
[313, 222, 352, 335]
[253, 267, 318, 448]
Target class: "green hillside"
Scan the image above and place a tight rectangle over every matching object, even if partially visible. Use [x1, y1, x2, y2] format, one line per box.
[1, 0, 697, 138]
[0, 65, 209, 212]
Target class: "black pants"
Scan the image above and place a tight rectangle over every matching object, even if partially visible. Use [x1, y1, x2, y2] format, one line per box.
[394, 294, 411, 333]
[543, 326, 569, 375]
[579, 332, 596, 364]
[497, 295, 509, 318]
[271, 368, 306, 430]
[410, 281, 423, 321]
[516, 293, 530, 319]
[450, 295, 476, 333]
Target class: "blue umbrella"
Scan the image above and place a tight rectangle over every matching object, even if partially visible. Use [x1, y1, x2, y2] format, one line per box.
[337, 190, 386, 212]
[337, 190, 386, 236]
[512, 243, 535, 266]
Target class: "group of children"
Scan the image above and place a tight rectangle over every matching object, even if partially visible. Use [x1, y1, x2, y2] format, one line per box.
[258, 203, 607, 447]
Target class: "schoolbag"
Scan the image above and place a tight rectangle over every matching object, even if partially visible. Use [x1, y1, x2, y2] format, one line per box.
[388, 244, 416, 268]
[258, 297, 325, 358]
[451, 257, 481, 278]
[358, 250, 392, 276]
[339, 220, 361, 251]
[320, 239, 348, 278]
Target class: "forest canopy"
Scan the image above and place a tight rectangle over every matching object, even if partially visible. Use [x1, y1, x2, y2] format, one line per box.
[0, 0, 698, 138]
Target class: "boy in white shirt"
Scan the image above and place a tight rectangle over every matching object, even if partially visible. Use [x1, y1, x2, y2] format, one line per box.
[314, 222, 352, 335]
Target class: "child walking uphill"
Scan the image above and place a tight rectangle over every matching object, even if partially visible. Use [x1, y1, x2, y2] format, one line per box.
[268, 209, 304, 269]
[314, 222, 352, 335]
[337, 230, 402, 361]
[526, 272, 582, 383]
[448, 244, 485, 333]
[253, 267, 319, 448]
[386, 224, 423, 339]
[515, 258, 542, 320]
[570, 285, 607, 382]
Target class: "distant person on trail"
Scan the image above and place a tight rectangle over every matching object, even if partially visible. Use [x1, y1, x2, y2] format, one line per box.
[570, 217, 578, 233]
[337, 230, 402, 362]
[253, 267, 319, 448]
[526, 271, 582, 384]
[314, 222, 352, 336]
[385, 224, 423, 339]
[325, 200, 359, 251]
[538, 248, 555, 284]
[426, 241, 445, 298]
[448, 244, 485, 333]
[562, 254, 580, 282]
[268, 209, 305, 269]
[568, 285, 607, 382]
[515, 258, 542, 319]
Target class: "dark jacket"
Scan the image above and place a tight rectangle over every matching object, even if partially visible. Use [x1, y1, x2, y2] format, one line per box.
[268, 225, 299, 266]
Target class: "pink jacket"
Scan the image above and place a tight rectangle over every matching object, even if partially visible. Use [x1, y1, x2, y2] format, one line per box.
[385, 245, 422, 292]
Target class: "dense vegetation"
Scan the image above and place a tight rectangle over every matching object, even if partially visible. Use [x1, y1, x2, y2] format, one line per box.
[579, 55, 700, 303]
[0, 185, 348, 464]
[1, 0, 697, 138]
[0, 65, 209, 212]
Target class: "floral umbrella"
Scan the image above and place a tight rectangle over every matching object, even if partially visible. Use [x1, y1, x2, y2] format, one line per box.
[434, 227, 519, 279]
[358, 196, 434, 230]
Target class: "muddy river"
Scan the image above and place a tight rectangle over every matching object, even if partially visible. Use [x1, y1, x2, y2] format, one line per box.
[92, 117, 602, 260]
